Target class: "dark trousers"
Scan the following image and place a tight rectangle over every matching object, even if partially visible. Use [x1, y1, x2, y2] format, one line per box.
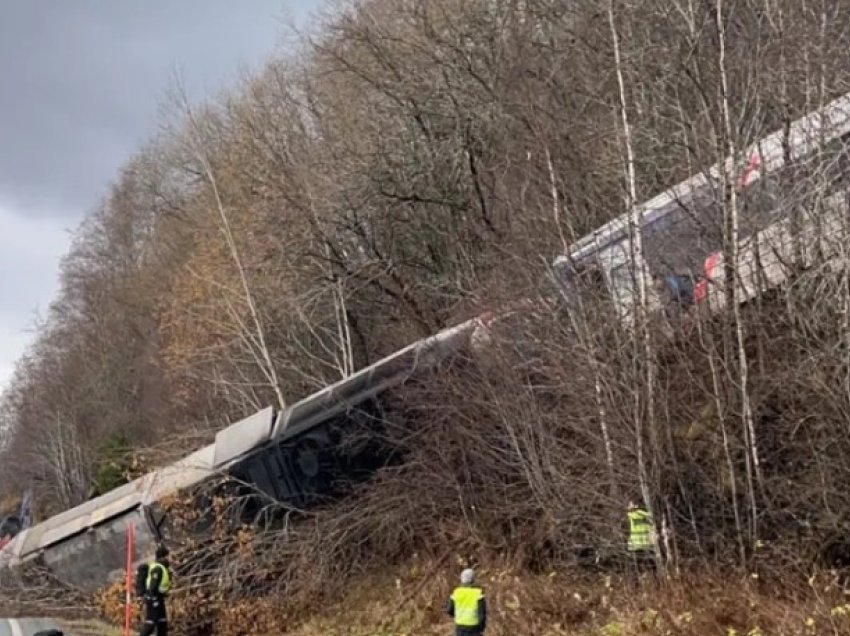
[456, 626, 484, 636]
[629, 549, 655, 568]
[139, 597, 168, 636]
[628, 549, 658, 587]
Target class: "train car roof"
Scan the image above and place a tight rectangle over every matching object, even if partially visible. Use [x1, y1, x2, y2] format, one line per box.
[212, 407, 275, 468]
[272, 314, 482, 441]
[23, 478, 147, 556]
[143, 443, 217, 503]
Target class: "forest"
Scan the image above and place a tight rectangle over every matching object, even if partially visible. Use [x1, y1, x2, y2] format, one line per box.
[4, 0, 850, 633]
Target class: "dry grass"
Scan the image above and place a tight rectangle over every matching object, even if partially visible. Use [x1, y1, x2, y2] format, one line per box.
[92, 555, 850, 636]
[278, 563, 850, 636]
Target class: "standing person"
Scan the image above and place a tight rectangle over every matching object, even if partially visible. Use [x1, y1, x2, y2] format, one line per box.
[627, 502, 654, 554]
[139, 545, 172, 636]
[626, 501, 656, 578]
[446, 568, 487, 635]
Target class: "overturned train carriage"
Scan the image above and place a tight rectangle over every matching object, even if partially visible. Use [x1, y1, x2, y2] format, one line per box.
[553, 88, 850, 328]
[0, 316, 490, 592]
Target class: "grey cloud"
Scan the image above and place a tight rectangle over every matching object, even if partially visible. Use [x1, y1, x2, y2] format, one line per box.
[0, 201, 72, 389]
[0, 0, 318, 218]
[0, 0, 321, 394]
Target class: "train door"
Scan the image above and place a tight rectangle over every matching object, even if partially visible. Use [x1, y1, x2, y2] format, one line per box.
[596, 239, 661, 330]
[553, 253, 614, 332]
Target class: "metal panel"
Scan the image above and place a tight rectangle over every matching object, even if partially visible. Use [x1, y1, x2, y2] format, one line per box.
[272, 317, 478, 442]
[34, 479, 142, 535]
[212, 406, 275, 468]
[143, 443, 216, 503]
[18, 521, 48, 558]
[32, 502, 90, 533]
[88, 489, 143, 526]
[35, 479, 145, 552]
[37, 517, 90, 551]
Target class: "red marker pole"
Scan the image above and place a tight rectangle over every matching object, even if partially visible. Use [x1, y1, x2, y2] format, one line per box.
[124, 521, 135, 636]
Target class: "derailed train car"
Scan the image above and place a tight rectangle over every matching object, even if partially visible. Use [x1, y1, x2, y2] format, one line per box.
[0, 314, 493, 592]
[554, 88, 850, 329]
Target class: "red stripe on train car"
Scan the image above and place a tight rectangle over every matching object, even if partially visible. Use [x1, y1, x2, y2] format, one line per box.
[738, 152, 761, 188]
[694, 252, 722, 303]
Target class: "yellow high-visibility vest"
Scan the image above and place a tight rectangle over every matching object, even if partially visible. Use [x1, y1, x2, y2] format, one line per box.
[146, 561, 171, 595]
[451, 585, 483, 627]
[628, 508, 653, 551]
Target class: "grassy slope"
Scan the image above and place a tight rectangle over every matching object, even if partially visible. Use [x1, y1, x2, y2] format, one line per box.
[93, 550, 850, 635]
[94, 558, 850, 636]
[213, 559, 850, 636]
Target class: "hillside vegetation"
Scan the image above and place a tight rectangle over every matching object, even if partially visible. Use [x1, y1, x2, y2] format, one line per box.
[4, 0, 850, 632]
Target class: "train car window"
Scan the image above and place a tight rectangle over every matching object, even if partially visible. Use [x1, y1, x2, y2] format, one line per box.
[596, 243, 640, 325]
[641, 193, 723, 283]
[608, 262, 633, 296]
[657, 273, 696, 307]
[555, 257, 604, 292]
[553, 256, 608, 324]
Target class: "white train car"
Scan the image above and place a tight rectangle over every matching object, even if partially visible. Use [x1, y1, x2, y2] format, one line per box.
[0, 314, 493, 591]
[553, 90, 850, 325]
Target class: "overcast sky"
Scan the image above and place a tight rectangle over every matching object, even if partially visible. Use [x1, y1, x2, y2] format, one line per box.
[0, 0, 320, 392]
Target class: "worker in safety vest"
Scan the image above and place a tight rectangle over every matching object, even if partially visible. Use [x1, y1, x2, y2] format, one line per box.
[626, 502, 655, 557]
[139, 545, 172, 636]
[446, 568, 487, 635]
